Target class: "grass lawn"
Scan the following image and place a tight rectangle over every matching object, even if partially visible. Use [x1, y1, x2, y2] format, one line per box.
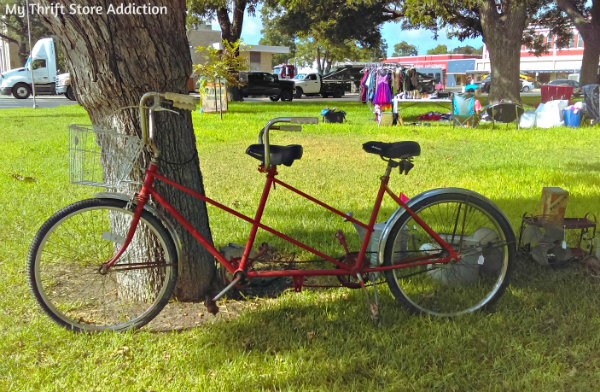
[1, 100, 600, 391]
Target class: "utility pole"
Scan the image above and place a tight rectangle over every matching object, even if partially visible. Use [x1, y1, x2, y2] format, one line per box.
[25, 0, 38, 109]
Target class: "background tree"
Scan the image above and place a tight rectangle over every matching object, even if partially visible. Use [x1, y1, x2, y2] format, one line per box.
[262, 1, 389, 73]
[403, 0, 530, 103]
[427, 44, 450, 55]
[392, 40, 418, 56]
[187, 0, 260, 46]
[39, 0, 216, 301]
[531, 0, 600, 86]
[0, 0, 53, 64]
[187, 0, 261, 100]
[452, 45, 478, 54]
[263, 0, 390, 48]
[258, 7, 297, 67]
[555, 0, 600, 85]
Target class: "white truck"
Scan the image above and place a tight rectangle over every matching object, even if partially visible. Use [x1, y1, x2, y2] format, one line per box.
[0, 38, 74, 100]
[56, 73, 76, 101]
[292, 72, 350, 98]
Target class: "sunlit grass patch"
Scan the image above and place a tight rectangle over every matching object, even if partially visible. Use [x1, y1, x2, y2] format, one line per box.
[1, 101, 600, 391]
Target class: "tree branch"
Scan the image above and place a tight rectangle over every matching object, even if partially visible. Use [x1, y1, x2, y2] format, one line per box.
[382, 7, 405, 20]
[216, 7, 232, 41]
[0, 32, 19, 45]
[555, 0, 586, 25]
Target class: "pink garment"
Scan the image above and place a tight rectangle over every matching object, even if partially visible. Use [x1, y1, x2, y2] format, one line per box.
[359, 71, 369, 102]
[373, 74, 392, 107]
[474, 99, 482, 113]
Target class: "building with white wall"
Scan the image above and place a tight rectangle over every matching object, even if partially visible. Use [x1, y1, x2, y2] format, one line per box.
[474, 25, 594, 83]
[188, 24, 289, 73]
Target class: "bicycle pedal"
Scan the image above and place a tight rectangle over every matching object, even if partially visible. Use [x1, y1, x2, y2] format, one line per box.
[204, 295, 219, 316]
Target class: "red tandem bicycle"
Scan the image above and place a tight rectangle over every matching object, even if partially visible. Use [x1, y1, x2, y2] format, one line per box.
[27, 92, 516, 332]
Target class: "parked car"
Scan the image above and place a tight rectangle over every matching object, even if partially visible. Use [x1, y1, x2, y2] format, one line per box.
[240, 72, 295, 101]
[520, 79, 534, 92]
[475, 76, 491, 93]
[475, 76, 535, 93]
[548, 79, 582, 96]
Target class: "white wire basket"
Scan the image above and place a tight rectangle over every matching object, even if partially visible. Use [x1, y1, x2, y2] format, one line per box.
[68, 124, 144, 188]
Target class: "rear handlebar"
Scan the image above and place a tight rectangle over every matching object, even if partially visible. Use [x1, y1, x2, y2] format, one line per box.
[137, 92, 317, 167]
[258, 117, 318, 168]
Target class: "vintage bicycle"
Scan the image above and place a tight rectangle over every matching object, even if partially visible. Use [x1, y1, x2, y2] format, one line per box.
[27, 92, 516, 332]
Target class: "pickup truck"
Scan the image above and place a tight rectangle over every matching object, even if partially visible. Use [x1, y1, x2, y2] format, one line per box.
[292, 73, 350, 98]
[240, 72, 295, 101]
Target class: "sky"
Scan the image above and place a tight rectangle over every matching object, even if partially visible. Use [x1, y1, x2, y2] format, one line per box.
[212, 10, 484, 57]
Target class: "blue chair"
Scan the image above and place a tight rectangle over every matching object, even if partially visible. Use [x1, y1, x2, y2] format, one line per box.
[452, 93, 478, 128]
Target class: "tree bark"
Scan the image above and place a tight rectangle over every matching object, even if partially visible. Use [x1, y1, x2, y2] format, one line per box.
[17, 41, 28, 65]
[555, 0, 600, 86]
[479, 0, 528, 103]
[39, 0, 216, 301]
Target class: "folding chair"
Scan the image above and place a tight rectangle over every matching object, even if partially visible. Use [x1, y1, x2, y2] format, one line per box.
[582, 84, 599, 125]
[452, 93, 478, 128]
[485, 102, 525, 129]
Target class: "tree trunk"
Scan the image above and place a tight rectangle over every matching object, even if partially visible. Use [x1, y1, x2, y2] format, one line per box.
[17, 41, 28, 65]
[579, 31, 600, 86]
[479, 1, 528, 103]
[556, 0, 600, 86]
[39, 0, 216, 301]
[316, 47, 322, 75]
[216, 1, 246, 101]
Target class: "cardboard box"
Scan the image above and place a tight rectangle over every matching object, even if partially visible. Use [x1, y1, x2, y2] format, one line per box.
[540, 187, 568, 223]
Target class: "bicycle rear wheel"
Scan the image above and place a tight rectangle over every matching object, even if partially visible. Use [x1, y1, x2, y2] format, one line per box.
[383, 192, 515, 317]
[27, 198, 178, 332]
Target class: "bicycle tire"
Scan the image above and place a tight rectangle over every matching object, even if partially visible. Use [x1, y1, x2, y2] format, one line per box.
[27, 198, 178, 332]
[383, 192, 515, 317]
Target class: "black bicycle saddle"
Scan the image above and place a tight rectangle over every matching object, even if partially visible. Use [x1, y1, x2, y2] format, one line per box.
[362, 141, 420, 159]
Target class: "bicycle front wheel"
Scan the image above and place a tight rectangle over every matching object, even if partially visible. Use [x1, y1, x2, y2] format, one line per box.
[27, 198, 178, 332]
[383, 192, 515, 317]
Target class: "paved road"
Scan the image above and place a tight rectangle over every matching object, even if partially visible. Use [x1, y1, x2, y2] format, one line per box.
[244, 90, 542, 103]
[0, 95, 79, 109]
[0, 90, 543, 108]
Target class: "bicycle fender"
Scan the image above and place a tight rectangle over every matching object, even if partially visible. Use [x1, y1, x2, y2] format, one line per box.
[93, 192, 183, 267]
[376, 188, 511, 266]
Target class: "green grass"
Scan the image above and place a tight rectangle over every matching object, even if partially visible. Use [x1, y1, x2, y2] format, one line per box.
[1, 101, 600, 391]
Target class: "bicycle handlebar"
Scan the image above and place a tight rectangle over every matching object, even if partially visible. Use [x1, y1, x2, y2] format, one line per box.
[138, 93, 317, 165]
[290, 117, 319, 124]
[139, 92, 198, 150]
[258, 117, 319, 168]
[278, 125, 302, 132]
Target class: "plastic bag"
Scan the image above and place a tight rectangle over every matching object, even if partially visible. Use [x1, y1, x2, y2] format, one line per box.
[535, 100, 568, 128]
[519, 110, 536, 128]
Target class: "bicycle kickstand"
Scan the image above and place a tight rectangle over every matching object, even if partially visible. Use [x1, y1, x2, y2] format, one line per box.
[205, 275, 243, 315]
[356, 273, 382, 327]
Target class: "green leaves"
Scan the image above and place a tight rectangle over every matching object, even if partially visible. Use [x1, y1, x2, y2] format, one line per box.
[192, 39, 249, 89]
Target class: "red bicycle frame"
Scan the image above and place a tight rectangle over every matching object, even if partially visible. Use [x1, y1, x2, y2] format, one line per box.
[103, 160, 460, 283]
